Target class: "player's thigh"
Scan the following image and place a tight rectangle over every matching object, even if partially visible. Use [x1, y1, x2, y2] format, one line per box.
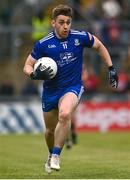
[43, 109, 58, 129]
[58, 92, 78, 115]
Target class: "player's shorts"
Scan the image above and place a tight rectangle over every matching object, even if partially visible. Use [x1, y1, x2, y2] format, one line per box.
[42, 84, 84, 112]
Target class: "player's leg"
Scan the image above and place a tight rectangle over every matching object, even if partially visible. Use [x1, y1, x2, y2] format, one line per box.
[65, 116, 77, 149]
[50, 92, 78, 170]
[71, 116, 77, 144]
[65, 128, 73, 149]
[56, 92, 78, 147]
[43, 109, 58, 173]
[43, 109, 58, 151]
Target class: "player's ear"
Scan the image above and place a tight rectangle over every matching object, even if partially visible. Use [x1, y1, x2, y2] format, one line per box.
[51, 20, 55, 28]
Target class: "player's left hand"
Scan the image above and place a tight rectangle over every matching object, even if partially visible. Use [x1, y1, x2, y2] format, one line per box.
[108, 66, 118, 88]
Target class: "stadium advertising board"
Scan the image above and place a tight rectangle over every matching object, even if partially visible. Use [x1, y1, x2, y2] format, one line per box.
[0, 101, 130, 133]
[75, 102, 130, 132]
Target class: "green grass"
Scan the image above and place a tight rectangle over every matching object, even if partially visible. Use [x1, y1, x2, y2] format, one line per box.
[0, 132, 130, 179]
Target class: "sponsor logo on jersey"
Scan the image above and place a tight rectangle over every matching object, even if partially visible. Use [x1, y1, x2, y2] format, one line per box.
[57, 52, 77, 67]
[60, 52, 73, 61]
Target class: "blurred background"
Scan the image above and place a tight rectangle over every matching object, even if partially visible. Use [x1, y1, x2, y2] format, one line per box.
[0, 0, 130, 134]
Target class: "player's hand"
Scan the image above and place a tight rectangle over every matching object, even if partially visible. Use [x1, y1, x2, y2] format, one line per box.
[108, 66, 118, 88]
[30, 63, 54, 80]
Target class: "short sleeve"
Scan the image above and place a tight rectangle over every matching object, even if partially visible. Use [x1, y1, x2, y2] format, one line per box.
[31, 42, 42, 60]
[82, 31, 94, 48]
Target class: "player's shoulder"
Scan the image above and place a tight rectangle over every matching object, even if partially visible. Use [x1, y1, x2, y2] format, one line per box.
[39, 32, 54, 44]
[70, 29, 88, 36]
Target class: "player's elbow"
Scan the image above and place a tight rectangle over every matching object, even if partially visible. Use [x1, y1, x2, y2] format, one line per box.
[23, 65, 29, 76]
[23, 65, 26, 74]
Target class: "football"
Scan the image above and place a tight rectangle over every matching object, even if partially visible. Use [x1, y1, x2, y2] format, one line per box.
[33, 57, 58, 79]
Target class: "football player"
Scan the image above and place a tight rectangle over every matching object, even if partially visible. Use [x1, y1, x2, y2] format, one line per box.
[23, 4, 118, 173]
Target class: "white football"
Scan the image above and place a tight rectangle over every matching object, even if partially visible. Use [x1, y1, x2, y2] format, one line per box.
[33, 57, 58, 79]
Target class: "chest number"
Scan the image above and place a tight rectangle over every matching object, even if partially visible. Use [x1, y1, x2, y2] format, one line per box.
[62, 43, 67, 49]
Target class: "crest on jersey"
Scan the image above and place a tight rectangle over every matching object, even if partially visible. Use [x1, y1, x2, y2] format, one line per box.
[74, 39, 80, 46]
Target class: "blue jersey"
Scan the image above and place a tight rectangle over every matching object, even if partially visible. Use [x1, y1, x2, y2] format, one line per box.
[31, 29, 94, 90]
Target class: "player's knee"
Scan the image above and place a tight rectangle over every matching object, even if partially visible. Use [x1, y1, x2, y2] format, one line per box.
[59, 110, 70, 123]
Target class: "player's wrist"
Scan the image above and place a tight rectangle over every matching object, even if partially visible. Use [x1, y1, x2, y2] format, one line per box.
[108, 65, 114, 71]
[30, 72, 36, 79]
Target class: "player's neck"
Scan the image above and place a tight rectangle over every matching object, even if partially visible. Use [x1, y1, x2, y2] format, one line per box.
[54, 30, 69, 40]
[54, 30, 62, 39]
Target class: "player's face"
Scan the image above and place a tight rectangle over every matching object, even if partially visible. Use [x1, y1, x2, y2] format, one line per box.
[52, 15, 72, 39]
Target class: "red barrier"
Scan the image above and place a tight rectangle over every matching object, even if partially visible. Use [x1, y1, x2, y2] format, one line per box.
[75, 101, 130, 132]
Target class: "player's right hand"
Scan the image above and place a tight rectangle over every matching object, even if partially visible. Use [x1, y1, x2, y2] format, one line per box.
[108, 66, 118, 88]
[30, 63, 54, 80]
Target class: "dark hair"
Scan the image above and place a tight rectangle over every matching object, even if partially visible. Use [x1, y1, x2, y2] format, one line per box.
[52, 4, 73, 19]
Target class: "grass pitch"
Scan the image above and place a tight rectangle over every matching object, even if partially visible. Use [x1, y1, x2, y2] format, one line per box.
[0, 132, 130, 179]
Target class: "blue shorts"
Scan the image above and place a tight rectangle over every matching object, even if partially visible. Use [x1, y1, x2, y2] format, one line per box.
[42, 84, 84, 112]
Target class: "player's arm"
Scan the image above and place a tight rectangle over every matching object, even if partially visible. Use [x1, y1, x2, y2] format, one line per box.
[89, 33, 118, 88]
[92, 35, 113, 67]
[23, 55, 53, 80]
[23, 54, 36, 77]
